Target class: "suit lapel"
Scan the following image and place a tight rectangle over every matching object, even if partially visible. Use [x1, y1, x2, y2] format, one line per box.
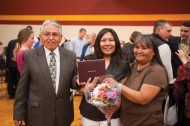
[36, 46, 56, 95]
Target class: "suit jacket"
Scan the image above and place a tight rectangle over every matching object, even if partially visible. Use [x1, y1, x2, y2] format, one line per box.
[168, 36, 183, 78]
[6, 39, 18, 68]
[14, 46, 78, 126]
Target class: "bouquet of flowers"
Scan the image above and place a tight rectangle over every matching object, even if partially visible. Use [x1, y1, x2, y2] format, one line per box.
[85, 78, 121, 126]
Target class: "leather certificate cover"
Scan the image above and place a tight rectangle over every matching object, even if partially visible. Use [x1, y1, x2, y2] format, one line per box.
[78, 59, 106, 82]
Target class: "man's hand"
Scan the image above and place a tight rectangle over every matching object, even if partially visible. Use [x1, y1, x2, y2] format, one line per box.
[14, 120, 26, 126]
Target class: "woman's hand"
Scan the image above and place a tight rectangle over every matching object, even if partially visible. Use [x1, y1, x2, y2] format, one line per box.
[103, 105, 115, 116]
[76, 75, 87, 87]
[83, 77, 99, 93]
[176, 49, 189, 64]
[103, 78, 119, 86]
[103, 99, 121, 116]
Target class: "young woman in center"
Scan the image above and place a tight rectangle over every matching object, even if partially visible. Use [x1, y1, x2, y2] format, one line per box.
[79, 28, 131, 126]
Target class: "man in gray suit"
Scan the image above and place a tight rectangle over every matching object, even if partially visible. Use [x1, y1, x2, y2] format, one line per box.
[13, 20, 80, 126]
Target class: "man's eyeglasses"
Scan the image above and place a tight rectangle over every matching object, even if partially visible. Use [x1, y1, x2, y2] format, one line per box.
[42, 32, 61, 38]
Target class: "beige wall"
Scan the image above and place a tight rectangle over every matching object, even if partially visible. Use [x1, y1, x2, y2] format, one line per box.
[0, 24, 180, 47]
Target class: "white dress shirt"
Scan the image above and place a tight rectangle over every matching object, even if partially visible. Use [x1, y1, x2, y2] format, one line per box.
[158, 44, 174, 83]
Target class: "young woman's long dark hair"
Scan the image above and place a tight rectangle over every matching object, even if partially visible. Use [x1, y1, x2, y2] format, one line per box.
[88, 28, 124, 64]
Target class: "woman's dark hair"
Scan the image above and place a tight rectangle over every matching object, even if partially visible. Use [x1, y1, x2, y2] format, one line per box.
[90, 28, 124, 64]
[134, 34, 164, 67]
[129, 31, 142, 43]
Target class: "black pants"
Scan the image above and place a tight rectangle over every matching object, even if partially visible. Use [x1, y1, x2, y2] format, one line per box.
[7, 67, 20, 97]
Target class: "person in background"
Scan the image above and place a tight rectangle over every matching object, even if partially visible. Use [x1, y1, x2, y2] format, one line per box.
[80, 28, 131, 126]
[0, 41, 4, 56]
[173, 46, 190, 126]
[178, 21, 190, 55]
[69, 28, 88, 61]
[169, 21, 190, 78]
[13, 28, 35, 73]
[33, 38, 41, 48]
[69, 28, 88, 95]
[6, 39, 20, 99]
[61, 38, 70, 50]
[103, 35, 168, 126]
[120, 40, 125, 48]
[122, 31, 142, 63]
[13, 20, 81, 126]
[152, 19, 174, 83]
[0, 41, 4, 99]
[0, 41, 5, 73]
[26, 25, 39, 48]
[80, 32, 96, 61]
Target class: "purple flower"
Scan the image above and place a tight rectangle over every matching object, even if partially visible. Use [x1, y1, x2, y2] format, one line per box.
[105, 89, 118, 100]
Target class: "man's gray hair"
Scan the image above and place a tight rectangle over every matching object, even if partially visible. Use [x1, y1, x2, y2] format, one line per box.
[153, 19, 172, 33]
[90, 32, 96, 38]
[40, 20, 62, 34]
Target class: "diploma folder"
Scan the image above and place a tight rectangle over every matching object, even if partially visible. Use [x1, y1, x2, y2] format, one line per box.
[78, 59, 106, 82]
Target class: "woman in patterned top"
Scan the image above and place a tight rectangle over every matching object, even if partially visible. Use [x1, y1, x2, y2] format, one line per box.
[174, 46, 190, 126]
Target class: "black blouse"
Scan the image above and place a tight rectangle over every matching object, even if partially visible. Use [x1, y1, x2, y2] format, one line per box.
[79, 59, 131, 121]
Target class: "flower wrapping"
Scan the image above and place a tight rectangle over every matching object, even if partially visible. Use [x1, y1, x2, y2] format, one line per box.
[85, 79, 121, 126]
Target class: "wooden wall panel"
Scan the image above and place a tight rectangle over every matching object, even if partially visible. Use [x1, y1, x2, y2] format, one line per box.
[1, 0, 190, 15]
[0, 0, 190, 25]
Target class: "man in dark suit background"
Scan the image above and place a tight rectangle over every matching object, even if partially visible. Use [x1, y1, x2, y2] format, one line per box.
[13, 20, 80, 126]
[6, 39, 20, 99]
